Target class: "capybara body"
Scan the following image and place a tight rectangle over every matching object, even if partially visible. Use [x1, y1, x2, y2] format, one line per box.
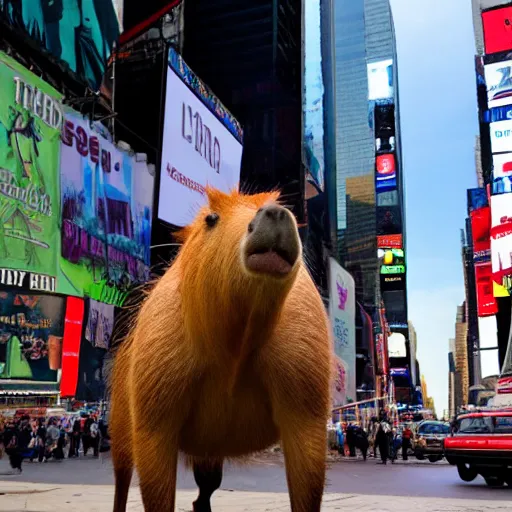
[110, 188, 332, 512]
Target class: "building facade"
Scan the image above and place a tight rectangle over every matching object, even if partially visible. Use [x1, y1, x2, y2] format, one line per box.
[334, 0, 410, 399]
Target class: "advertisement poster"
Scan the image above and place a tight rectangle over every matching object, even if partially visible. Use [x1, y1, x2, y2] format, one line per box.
[0, 291, 65, 382]
[0, 52, 62, 290]
[0, 1, 119, 91]
[485, 61, 512, 109]
[467, 187, 489, 211]
[367, 59, 393, 101]
[332, 355, 347, 407]
[471, 206, 491, 265]
[490, 120, 512, 154]
[60, 110, 154, 300]
[328, 257, 356, 405]
[388, 332, 406, 358]
[491, 194, 512, 283]
[482, 7, 512, 55]
[375, 153, 397, 191]
[158, 48, 243, 227]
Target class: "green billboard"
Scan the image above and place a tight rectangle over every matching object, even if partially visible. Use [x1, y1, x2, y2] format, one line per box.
[0, 52, 62, 292]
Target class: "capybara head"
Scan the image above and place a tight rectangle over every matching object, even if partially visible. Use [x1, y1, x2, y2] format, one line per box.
[175, 188, 302, 327]
[177, 187, 301, 281]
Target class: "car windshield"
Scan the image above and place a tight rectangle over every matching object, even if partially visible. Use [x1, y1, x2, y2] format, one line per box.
[458, 415, 512, 434]
[418, 422, 450, 435]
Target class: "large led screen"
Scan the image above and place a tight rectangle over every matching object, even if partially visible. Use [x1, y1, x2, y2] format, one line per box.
[375, 153, 397, 191]
[482, 7, 512, 55]
[485, 61, 512, 109]
[377, 205, 402, 235]
[158, 49, 243, 227]
[490, 120, 512, 153]
[491, 194, 512, 282]
[367, 59, 393, 101]
[388, 332, 406, 358]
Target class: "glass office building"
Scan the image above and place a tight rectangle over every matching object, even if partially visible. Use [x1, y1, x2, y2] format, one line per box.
[334, 0, 410, 397]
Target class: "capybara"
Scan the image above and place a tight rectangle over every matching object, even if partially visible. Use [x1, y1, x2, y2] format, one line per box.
[110, 188, 333, 512]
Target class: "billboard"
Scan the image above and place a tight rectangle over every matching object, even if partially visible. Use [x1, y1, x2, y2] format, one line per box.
[482, 7, 512, 55]
[388, 332, 406, 358]
[485, 61, 512, 109]
[491, 193, 512, 283]
[0, 1, 119, 90]
[367, 59, 393, 101]
[0, 52, 63, 292]
[377, 234, 402, 249]
[490, 120, 512, 153]
[60, 110, 154, 300]
[492, 153, 512, 179]
[475, 264, 498, 317]
[375, 153, 397, 191]
[328, 257, 356, 405]
[0, 291, 65, 382]
[377, 205, 402, 235]
[467, 187, 489, 212]
[471, 207, 491, 265]
[158, 48, 243, 227]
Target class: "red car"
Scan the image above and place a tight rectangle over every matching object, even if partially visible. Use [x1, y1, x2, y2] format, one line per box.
[444, 409, 512, 487]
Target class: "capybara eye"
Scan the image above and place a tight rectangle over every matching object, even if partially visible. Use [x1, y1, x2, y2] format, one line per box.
[205, 213, 219, 228]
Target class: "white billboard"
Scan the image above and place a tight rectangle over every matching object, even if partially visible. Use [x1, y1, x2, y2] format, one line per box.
[328, 257, 356, 406]
[485, 60, 512, 108]
[388, 332, 407, 358]
[158, 55, 243, 227]
[492, 152, 512, 178]
[490, 120, 512, 154]
[367, 59, 393, 101]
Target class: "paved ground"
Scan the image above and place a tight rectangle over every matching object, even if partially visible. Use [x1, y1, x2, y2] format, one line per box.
[0, 453, 510, 511]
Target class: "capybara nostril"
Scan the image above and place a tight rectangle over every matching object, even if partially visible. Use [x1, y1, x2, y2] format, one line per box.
[248, 221, 254, 233]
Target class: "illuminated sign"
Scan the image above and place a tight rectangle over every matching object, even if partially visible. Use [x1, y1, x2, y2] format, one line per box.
[482, 7, 512, 55]
[490, 120, 512, 153]
[381, 265, 405, 275]
[367, 59, 393, 100]
[377, 234, 402, 249]
[376, 154, 395, 175]
[485, 61, 512, 109]
[378, 248, 404, 266]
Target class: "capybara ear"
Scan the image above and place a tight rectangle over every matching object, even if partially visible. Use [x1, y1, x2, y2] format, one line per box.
[248, 190, 281, 209]
[205, 186, 232, 211]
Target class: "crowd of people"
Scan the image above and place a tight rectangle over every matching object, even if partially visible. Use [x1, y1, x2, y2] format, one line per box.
[0, 413, 107, 473]
[333, 410, 414, 464]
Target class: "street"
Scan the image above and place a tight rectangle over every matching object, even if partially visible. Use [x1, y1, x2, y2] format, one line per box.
[0, 453, 510, 511]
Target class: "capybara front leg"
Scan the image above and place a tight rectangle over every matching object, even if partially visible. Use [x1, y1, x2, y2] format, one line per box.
[113, 467, 133, 512]
[281, 422, 326, 512]
[192, 458, 224, 512]
[134, 434, 178, 512]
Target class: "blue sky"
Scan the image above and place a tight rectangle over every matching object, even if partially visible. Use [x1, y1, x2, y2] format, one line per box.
[389, 0, 479, 416]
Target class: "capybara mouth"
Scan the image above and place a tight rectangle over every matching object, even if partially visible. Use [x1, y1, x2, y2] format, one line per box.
[246, 248, 294, 276]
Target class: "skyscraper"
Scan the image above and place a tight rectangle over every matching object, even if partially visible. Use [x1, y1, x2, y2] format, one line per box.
[334, 0, 409, 395]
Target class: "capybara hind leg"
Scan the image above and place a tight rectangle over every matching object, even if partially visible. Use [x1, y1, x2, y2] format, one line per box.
[192, 458, 223, 512]
[135, 434, 178, 512]
[113, 467, 133, 512]
[281, 422, 326, 512]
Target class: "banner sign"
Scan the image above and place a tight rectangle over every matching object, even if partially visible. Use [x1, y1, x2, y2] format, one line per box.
[0, 1, 119, 91]
[491, 194, 512, 284]
[485, 61, 512, 109]
[0, 291, 65, 382]
[59, 110, 154, 300]
[471, 207, 492, 266]
[381, 265, 405, 275]
[0, 52, 63, 288]
[328, 257, 356, 405]
[475, 264, 498, 317]
[60, 297, 85, 398]
[377, 234, 402, 249]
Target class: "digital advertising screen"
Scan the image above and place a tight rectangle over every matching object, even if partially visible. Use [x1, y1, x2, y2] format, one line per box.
[470, 206, 491, 265]
[490, 119, 512, 153]
[475, 264, 499, 317]
[467, 187, 489, 211]
[381, 273, 405, 291]
[158, 48, 243, 227]
[491, 194, 512, 282]
[482, 7, 512, 55]
[367, 59, 393, 101]
[388, 332, 407, 358]
[485, 61, 512, 109]
[375, 153, 397, 192]
[493, 153, 512, 178]
[377, 205, 402, 235]
[377, 234, 403, 249]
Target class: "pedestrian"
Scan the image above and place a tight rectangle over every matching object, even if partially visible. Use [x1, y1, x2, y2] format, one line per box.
[45, 419, 60, 462]
[402, 424, 412, 461]
[335, 421, 345, 456]
[36, 418, 46, 463]
[346, 424, 357, 457]
[376, 414, 392, 465]
[3, 422, 23, 473]
[69, 417, 81, 457]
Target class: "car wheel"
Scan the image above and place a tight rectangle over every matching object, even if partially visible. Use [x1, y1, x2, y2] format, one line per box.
[457, 463, 478, 482]
[484, 476, 505, 488]
[415, 451, 425, 461]
[428, 455, 441, 463]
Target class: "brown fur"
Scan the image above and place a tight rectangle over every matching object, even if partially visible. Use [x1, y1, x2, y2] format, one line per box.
[110, 188, 333, 512]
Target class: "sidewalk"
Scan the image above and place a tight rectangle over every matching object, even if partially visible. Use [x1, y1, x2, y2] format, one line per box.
[0, 482, 509, 511]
